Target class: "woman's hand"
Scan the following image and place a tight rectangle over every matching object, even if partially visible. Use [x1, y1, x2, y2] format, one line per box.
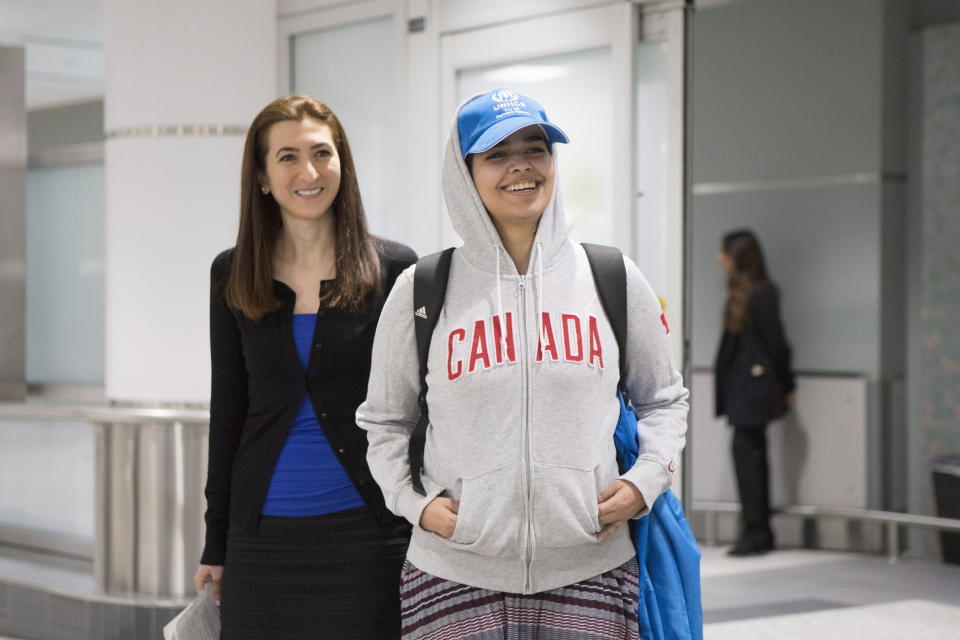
[193, 564, 223, 601]
[597, 480, 646, 540]
[419, 497, 459, 538]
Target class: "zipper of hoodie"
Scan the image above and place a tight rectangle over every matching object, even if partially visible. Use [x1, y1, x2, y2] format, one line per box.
[518, 276, 534, 594]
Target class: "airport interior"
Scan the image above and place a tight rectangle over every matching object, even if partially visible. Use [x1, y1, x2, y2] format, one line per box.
[1, 0, 959, 638]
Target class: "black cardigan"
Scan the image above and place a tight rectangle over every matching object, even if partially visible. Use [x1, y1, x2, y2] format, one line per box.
[714, 284, 796, 426]
[200, 239, 417, 565]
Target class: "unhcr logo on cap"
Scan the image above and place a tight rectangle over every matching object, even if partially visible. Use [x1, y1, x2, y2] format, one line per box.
[491, 89, 528, 118]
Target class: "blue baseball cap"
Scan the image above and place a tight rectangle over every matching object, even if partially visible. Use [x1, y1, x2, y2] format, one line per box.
[457, 88, 569, 158]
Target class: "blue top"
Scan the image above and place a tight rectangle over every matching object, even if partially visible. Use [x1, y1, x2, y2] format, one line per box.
[261, 313, 365, 516]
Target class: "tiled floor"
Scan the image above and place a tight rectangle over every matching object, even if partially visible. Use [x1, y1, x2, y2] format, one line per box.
[2, 544, 959, 639]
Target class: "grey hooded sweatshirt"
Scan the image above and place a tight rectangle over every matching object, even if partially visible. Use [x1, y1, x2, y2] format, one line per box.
[357, 112, 689, 594]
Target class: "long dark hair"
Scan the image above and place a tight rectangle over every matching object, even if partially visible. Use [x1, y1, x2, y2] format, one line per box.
[227, 95, 380, 320]
[722, 229, 773, 332]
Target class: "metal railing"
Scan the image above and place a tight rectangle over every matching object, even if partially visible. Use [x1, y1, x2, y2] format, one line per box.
[694, 500, 960, 563]
[4, 403, 959, 595]
[0, 403, 209, 598]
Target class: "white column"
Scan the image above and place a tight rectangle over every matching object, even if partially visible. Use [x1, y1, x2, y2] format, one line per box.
[104, 0, 277, 403]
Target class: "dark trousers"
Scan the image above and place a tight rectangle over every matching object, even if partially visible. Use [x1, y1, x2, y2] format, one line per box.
[731, 423, 773, 541]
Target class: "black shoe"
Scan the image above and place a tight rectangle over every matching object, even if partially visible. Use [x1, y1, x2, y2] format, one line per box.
[727, 536, 774, 557]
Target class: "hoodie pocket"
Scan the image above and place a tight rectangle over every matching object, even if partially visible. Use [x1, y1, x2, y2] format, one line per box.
[449, 462, 522, 557]
[532, 462, 601, 548]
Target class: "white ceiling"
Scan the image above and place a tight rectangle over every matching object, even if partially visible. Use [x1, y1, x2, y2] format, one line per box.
[0, 0, 104, 110]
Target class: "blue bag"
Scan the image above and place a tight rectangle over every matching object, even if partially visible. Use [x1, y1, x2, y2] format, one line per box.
[615, 393, 703, 640]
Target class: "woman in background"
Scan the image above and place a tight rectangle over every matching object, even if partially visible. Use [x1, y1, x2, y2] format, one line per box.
[714, 229, 795, 556]
[193, 95, 416, 639]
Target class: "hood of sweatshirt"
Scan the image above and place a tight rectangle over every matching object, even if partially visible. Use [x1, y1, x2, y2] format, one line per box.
[442, 94, 573, 278]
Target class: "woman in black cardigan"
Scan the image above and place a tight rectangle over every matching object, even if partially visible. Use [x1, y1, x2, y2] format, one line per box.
[714, 229, 795, 556]
[192, 96, 416, 639]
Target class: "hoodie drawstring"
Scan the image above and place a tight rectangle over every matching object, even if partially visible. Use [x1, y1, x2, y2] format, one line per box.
[495, 246, 506, 360]
[535, 242, 545, 353]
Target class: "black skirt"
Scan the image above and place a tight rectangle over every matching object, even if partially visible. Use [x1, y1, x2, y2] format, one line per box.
[220, 506, 409, 640]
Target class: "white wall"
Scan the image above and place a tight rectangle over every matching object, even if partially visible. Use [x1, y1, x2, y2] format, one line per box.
[104, 0, 277, 402]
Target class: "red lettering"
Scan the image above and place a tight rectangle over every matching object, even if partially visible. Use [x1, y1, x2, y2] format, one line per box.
[447, 328, 466, 380]
[468, 320, 490, 373]
[492, 313, 517, 364]
[536, 312, 559, 361]
[588, 316, 604, 368]
[562, 314, 583, 362]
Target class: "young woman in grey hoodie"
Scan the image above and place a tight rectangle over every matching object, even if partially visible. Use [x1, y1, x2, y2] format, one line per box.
[357, 88, 689, 639]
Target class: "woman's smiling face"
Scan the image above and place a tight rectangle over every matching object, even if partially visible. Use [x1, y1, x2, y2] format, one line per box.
[468, 125, 555, 232]
[259, 117, 341, 222]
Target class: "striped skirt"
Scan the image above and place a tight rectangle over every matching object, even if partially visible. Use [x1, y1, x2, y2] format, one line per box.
[220, 506, 409, 640]
[399, 558, 640, 640]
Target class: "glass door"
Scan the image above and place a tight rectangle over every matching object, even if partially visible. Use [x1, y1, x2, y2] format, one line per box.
[440, 4, 632, 251]
[280, 2, 398, 238]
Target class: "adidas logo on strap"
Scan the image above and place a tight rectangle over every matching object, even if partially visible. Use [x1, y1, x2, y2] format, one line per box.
[415, 306, 428, 319]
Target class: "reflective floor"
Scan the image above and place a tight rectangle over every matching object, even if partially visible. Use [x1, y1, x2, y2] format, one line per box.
[1, 543, 959, 639]
[702, 546, 960, 639]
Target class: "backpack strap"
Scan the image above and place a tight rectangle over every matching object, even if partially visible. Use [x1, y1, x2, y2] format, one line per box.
[409, 247, 455, 496]
[581, 243, 628, 392]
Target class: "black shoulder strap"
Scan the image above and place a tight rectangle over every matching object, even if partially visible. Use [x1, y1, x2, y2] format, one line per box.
[409, 247, 454, 495]
[413, 248, 455, 387]
[581, 243, 628, 391]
